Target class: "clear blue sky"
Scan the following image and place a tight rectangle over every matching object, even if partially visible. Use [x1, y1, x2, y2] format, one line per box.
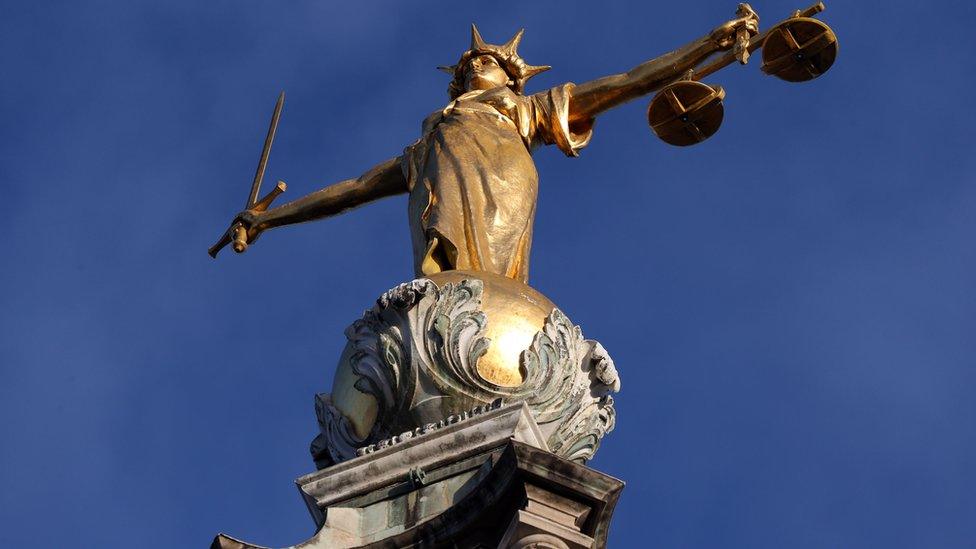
[2, 1, 974, 547]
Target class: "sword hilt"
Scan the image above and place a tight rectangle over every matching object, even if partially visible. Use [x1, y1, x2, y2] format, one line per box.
[692, 2, 827, 81]
[733, 3, 755, 64]
[209, 181, 287, 258]
[232, 224, 249, 253]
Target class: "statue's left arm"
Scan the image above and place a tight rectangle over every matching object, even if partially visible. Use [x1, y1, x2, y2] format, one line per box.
[568, 6, 758, 127]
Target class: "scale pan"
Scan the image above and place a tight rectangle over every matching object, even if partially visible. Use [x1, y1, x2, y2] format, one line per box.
[647, 80, 725, 147]
[761, 17, 838, 82]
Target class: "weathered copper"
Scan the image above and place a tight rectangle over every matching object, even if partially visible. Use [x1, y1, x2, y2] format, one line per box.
[316, 274, 619, 467]
[331, 270, 556, 437]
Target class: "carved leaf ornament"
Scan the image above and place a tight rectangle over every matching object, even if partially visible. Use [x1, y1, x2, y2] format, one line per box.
[312, 278, 620, 467]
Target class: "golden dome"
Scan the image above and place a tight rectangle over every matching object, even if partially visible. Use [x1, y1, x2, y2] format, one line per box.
[330, 270, 555, 440]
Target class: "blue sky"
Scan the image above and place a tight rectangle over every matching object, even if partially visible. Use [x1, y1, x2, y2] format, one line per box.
[1, 1, 974, 547]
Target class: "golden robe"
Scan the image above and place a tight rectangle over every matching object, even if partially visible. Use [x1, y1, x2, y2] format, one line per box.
[402, 84, 594, 283]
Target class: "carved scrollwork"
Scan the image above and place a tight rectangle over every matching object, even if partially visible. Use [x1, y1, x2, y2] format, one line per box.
[519, 311, 618, 463]
[312, 277, 620, 467]
[411, 278, 495, 397]
[310, 394, 361, 466]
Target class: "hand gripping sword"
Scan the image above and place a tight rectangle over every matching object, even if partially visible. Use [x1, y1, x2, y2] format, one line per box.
[208, 91, 287, 258]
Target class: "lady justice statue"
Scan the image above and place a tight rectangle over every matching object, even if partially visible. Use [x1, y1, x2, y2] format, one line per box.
[211, 4, 837, 467]
[229, 15, 764, 282]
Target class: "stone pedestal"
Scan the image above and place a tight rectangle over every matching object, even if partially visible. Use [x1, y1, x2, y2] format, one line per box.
[213, 402, 623, 548]
[215, 274, 624, 547]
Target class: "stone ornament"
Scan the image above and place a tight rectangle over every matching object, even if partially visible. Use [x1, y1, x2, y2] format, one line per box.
[510, 534, 572, 549]
[311, 273, 619, 467]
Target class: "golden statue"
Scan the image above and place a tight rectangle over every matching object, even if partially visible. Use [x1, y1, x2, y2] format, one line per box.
[215, 5, 772, 279]
[212, 3, 837, 286]
[205, 11, 839, 532]
[208, 3, 836, 419]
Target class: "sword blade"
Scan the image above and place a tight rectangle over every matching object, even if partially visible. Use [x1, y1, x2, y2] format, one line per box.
[246, 91, 285, 208]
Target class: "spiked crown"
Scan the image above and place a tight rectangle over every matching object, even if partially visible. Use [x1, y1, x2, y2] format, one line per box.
[439, 24, 551, 99]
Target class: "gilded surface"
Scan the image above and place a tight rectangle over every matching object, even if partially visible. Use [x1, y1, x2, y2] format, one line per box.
[213, 5, 837, 268]
[414, 270, 556, 386]
[404, 84, 590, 282]
[207, 3, 839, 466]
[330, 270, 555, 440]
[214, 7, 788, 280]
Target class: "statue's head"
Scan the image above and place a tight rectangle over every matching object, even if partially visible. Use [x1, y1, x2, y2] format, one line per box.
[462, 54, 510, 93]
[439, 24, 550, 99]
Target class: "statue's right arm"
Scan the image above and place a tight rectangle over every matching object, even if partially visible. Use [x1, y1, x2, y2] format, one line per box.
[240, 156, 407, 238]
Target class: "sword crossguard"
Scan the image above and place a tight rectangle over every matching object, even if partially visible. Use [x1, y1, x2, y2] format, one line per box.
[232, 181, 287, 254]
[252, 181, 287, 212]
[208, 181, 287, 258]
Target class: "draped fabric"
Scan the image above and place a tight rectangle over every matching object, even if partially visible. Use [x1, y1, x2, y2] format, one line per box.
[402, 83, 594, 283]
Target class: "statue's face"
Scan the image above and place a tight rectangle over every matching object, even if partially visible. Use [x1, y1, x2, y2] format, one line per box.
[463, 55, 509, 92]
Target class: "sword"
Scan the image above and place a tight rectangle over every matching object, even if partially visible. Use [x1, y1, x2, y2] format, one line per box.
[209, 91, 286, 258]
